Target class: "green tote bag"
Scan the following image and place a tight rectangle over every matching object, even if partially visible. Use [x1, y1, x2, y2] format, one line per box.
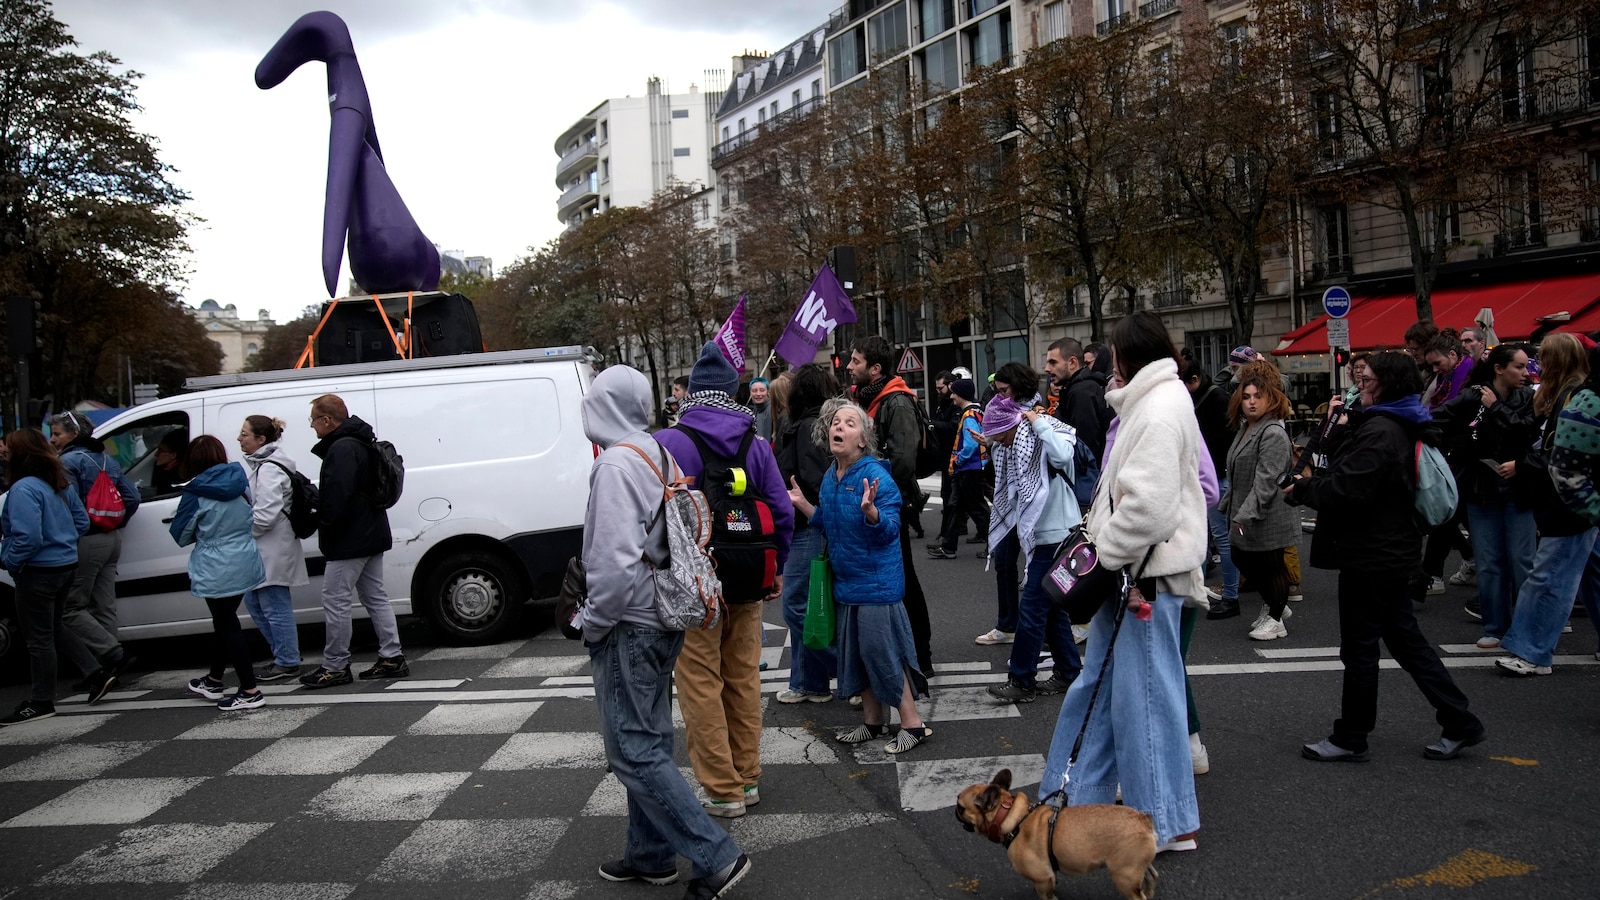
[802, 555, 836, 649]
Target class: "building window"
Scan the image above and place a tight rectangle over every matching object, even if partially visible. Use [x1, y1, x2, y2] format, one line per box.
[918, 0, 954, 42]
[869, 3, 909, 63]
[1098, 0, 1126, 35]
[759, 107, 768, 124]
[1221, 20, 1248, 72]
[601, 158, 610, 181]
[965, 8, 1011, 72]
[721, 126, 730, 141]
[1184, 329, 1233, 378]
[1418, 55, 1453, 130]
[1493, 32, 1535, 121]
[1314, 90, 1343, 162]
[671, 109, 689, 119]
[917, 34, 960, 96]
[812, 78, 822, 98]
[673, 147, 691, 157]
[1042, 1, 1067, 44]
[599, 121, 608, 142]
[792, 89, 802, 107]
[246, 342, 259, 355]
[770, 101, 779, 118]
[829, 25, 867, 84]
[1317, 204, 1351, 277]
[1427, 200, 1461, 248]
[968, 0, 1001, 16]
[1498, 168, 1544, 252]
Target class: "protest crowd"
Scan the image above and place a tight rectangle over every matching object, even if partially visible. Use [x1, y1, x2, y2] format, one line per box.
[5, 292, 1600, 899]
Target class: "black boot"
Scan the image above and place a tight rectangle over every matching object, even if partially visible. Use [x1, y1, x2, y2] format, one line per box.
[1206, 598, 1241, 620]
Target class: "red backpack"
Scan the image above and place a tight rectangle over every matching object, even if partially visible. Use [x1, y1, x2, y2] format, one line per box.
[85, 457, 126, 533]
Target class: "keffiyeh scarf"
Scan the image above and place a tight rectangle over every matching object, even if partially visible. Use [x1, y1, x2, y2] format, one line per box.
[989, 414, 1079, 561]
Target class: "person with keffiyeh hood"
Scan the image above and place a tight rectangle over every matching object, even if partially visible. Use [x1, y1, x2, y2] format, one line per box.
[981, 394, 1085, 703]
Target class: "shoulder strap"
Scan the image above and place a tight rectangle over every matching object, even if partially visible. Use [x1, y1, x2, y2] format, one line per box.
[617, 441, 680, 536]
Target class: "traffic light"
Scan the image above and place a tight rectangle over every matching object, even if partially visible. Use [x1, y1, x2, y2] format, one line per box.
[830, 352, 842, 371]
[1332, 347, 1351, 368]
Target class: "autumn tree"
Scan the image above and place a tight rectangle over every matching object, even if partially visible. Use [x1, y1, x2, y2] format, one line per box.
[1254, 0, 1597, 323]
[246, 306, 322, 372]
[1148, 24, 1308, 348]
[0, 0, 199, 408]
[1002, 27, 1164, 341]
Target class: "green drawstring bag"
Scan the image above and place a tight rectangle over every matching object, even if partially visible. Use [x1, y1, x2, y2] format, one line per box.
[803, 555, 835, 649]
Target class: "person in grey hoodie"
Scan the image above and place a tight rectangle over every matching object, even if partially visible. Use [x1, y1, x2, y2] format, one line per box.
[574, 365, 751, 898]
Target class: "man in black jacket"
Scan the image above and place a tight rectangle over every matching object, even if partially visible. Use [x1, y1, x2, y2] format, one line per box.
[1044, 337, 1113, 462]
[300, 394, 407, 688]
[1286, 351, 1484, 762]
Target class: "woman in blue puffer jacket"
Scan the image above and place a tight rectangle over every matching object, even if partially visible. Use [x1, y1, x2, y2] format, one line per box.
[169, 436, 267, 711]
[787, 398, 931, 755]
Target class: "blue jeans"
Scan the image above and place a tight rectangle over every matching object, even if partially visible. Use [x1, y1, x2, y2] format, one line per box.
[1501, 529, 1598, 666]
[1580, 541, 1600, 653]
[589, 623, 740, 879]
[780, 525, 835, 695]
[1466, 501, 1537, 639]
[243, 584, 301, 667]
[1042, 592, 1198, 845]
[1007, 541, 1081, 687]
[1208, 479, 1239, 599]
[991, 530, 1024, 634]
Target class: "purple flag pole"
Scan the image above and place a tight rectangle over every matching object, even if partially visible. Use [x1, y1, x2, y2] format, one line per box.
[773, 264, 857, 369]
[713, 294, 749, 373]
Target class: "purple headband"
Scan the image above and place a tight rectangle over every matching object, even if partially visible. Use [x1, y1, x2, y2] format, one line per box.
[982, 396, 1024, 436]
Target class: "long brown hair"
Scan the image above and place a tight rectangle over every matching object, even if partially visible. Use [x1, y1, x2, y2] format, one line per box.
[5, 429, 69, 490]
[1534, 333, 1589, 417]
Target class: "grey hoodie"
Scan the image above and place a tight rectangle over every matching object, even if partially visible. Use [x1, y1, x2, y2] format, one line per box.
[576, 366, 674, 642]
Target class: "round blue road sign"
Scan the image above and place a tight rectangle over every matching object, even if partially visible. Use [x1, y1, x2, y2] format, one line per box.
[1322, 286, 1352, 319]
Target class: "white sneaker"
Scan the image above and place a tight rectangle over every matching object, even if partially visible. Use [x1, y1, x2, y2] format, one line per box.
[975, 629, 1014, 645]
[1251, 604, 1292, 630]
[1475, 636, 1501, 649]
[1494, 655, 1551, 677]
[1072, 624, 1090, 645]
[1205, 587, 1224, 604]
[1249, 616, 1288, 641]
[1190, 733, 1209, 775]
[1286, 584, 1304, 603]
[1448, 562, 1476, 586]
[1426, 576, 1446, 595]
[1157, 833, 1198, 853]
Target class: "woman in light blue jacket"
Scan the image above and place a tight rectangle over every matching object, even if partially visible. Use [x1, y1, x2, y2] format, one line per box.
[170, 436, 267, 711]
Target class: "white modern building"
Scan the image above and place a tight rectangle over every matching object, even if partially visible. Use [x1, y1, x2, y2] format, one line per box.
[554, 78, 719, 230]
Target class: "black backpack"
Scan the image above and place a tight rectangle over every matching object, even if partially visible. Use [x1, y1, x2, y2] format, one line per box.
[337, 437, 405, 510]
[675, 425, 779, 604]
[264, 460, 321, 539]
[875, 390, 944, 479]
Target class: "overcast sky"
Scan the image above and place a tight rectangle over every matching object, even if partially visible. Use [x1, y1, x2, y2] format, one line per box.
[52, 1, 828, 322]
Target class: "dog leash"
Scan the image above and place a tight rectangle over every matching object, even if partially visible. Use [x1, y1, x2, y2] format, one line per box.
[1059, 564, 1141, 792]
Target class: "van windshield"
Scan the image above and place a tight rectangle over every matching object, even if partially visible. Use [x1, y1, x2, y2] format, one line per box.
[100, 411, 191, 500]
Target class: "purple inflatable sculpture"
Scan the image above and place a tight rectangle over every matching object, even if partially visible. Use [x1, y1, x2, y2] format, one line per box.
[256, 11, 441, 296]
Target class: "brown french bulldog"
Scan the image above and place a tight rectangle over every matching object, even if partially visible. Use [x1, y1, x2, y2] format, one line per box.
[954, 768, 1159, 900]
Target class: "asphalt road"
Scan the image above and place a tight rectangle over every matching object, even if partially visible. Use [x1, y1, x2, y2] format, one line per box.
[1, 503, 1597, 900]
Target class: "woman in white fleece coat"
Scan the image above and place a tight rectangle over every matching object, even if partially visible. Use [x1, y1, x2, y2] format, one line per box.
[1039, 312, 1206, 854]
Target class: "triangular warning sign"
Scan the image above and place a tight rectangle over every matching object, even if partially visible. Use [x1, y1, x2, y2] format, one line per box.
[897, 348, 923, 374]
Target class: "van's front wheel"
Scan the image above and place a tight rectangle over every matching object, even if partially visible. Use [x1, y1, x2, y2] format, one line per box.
[419, 549, 524, 644]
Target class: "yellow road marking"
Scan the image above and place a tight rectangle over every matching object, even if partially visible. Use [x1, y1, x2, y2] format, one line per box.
[1489, 756, 1539, 766]
[1363, 849, 1536, 895]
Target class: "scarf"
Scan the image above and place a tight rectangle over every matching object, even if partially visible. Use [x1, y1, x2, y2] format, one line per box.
[680, 391, 752, 416]
[854, 376, 887, 412]
[989, 413, 1079, 561]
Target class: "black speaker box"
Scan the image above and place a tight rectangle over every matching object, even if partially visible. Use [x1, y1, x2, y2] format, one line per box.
[314, 303, 401, 366]
[409, 293, 483, 357]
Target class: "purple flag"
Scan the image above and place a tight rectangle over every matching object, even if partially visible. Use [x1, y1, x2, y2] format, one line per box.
[773, 264, 857, 368]
[714, 294, 748, 373]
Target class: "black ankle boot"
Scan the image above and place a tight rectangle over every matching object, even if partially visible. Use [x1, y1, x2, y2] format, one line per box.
[1206, 599, 1241, 620]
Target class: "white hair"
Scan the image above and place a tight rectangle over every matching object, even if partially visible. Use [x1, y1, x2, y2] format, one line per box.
[812, 397, 878, 456]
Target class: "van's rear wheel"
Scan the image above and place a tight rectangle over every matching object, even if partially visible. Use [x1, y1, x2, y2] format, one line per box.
[420, 550, 523, 644]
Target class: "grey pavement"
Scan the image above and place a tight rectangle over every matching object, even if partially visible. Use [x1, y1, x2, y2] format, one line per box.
[1, 505, 1597, 899]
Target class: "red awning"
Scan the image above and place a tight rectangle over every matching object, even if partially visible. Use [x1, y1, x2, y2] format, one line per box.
[1272, 274, 1600, 355]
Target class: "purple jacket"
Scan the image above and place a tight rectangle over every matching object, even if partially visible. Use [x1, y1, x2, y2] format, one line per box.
[654, 405, 795, 567]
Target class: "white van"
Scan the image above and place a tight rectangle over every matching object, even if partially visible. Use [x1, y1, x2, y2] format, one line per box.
[0, 347, 597, 659]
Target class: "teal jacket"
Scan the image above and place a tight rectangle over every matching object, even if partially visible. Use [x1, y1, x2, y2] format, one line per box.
[1, 476, 89, 573]
[170, 462, 265, 598]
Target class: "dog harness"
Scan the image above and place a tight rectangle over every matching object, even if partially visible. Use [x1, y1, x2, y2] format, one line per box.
[992, 796, 1061, 874]
[1041, 789, 1068, 873]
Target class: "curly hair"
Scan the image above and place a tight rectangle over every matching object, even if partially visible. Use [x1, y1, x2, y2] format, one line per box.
[1227, 374, 1293, 427]
[812, 397, 877, 457]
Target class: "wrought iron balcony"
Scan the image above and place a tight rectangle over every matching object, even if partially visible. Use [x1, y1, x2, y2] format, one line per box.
[1139, 0, 1177, 18]
[1493, 223, 1546, 256]
[1096, 11, 1133, 37]
[1150, 288, 1192, 309]
[713, 97, 824, 163]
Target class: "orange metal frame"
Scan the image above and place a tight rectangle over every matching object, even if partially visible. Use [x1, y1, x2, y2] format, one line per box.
[294, 292, 416, 369]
